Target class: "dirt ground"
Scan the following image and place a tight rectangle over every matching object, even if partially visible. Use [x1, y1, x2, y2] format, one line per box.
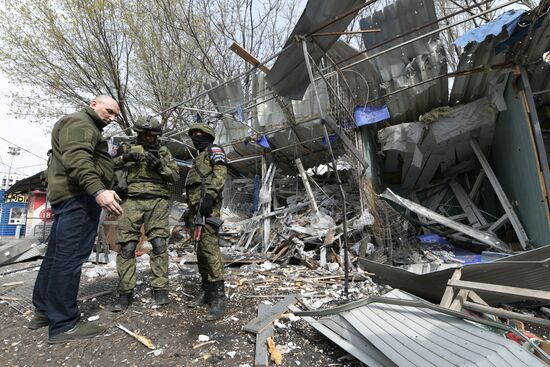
[0, 257, 373, 367]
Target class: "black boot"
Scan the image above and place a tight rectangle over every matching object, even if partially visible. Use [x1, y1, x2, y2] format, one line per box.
[206, 281, 226, 321]
[188, 278, 210, 308]
[153, 289, 170, 305]
[28, 310, 49, 329]
[112, 292, 133, 312]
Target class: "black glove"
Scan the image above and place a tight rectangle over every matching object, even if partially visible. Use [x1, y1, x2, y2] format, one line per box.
[122, 152, 143, 163]
[144, 151, 163, 170]
[199, 195, 214, 217]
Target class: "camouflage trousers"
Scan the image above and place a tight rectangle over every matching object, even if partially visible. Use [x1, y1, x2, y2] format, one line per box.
[116, 196, 170, 293]
[188, 206, 225, 282]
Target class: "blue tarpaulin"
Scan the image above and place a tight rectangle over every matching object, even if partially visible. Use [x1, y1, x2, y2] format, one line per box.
[257, 135, 271, 149]
[321, 134, 338, 145]
[454, 9, 526, 48]
[354, 105, 390, 126]
[417, 234, 484, 264]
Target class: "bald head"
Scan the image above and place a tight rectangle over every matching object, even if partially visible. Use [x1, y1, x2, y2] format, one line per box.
[90, 95, 120, 125]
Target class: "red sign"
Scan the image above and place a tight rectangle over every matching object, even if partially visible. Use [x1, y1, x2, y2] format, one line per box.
[39, 208, 54, 222]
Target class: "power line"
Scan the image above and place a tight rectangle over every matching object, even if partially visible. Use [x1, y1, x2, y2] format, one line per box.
[16, 163, 47, 169]
[0, 136, 48, 162]
[0, 161, 28, 176]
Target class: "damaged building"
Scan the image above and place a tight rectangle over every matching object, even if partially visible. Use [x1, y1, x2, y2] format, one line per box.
[2, 0, 550, 365]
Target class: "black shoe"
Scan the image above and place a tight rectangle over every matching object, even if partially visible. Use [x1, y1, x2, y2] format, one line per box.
[206, 281, 226, 321]
[28, 310, 49, 330]
[112, 292, 133, 312]
[48, 321, 106, 344]
[188, 279, 210, 308]
[153, 289, 170, 305]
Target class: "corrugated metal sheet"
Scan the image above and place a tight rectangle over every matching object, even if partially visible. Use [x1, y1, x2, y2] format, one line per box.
[450, 9, 550, 105]
[266, 0, 366, 100]
[205, 44, 370, 175]
[449, 30, 510, 105]
[299, 289, 546, 367]
[205, 79, 264, 174]
[359, 244, 550, 305]
[491, 75, 550, 247]
[360, 0, 448, 123]
[454, 9, 526, 48]
[253, 68, 352, 172]
[301, 313, 396, 367]
[325, 41, 382, 104]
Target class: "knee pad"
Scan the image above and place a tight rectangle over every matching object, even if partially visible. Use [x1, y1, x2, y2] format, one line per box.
[119, 241, 138, 259]
[151, 237, 167, 255]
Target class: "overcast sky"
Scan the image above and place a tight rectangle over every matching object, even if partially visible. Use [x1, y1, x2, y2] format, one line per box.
[0, 72, 50, 177]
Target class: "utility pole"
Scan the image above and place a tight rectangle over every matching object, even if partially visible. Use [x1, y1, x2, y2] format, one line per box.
[6, 146, 21, 190]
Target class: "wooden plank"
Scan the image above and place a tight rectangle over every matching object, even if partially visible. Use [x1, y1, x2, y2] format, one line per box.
[416, 153, 445, 188]
[440, 146, 456, 174]
[400, 152, 414, 183]
[449, 180, 487, 227]
[440, 268, 461, 308]
[467, 291, 488, 305]
[469, 170, 486, 201]
[402, 146, 424, 188]
[384, 150, 400, 172]
[295, 158, 319, 214]
[488, 214, 509, 232]
[448, 279, 550, 302]
[230, 42, 270, 74]
[254, 303, 273, 367]
[426, 186, 448, 212]
[449, 289, 469, 311]
[463, 301, 550, 328]
[243, 294, 297, 333]
[323, 116, 369, 172]
[470, 139, 530, 249]
[520, 67, 550, 206]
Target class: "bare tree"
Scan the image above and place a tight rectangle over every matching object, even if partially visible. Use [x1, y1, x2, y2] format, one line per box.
[0, 0, 135, 129]
[0, 0, 303, 133]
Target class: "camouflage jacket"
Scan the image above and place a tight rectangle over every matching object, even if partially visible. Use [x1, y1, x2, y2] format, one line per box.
[113, 143, 179, 198]
[185, 145, 227, 206]
[46, 106, 113, 204]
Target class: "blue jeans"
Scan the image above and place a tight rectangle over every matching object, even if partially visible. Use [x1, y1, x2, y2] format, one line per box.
[32, 195, 101, 336]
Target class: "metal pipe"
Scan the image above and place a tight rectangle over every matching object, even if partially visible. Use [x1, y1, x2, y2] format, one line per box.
[302, 39, 351, 298]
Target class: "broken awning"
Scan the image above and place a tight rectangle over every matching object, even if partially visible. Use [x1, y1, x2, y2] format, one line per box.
[266, 0, 366, 100]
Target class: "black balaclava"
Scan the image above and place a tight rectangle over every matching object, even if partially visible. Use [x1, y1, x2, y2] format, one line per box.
[191, 135, 214, 152]
[138, 133, 160, 151]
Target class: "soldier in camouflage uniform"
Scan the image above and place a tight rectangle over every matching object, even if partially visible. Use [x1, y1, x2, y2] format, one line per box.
[186, 123, 228, 321]
[112, 117, 179, 311]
